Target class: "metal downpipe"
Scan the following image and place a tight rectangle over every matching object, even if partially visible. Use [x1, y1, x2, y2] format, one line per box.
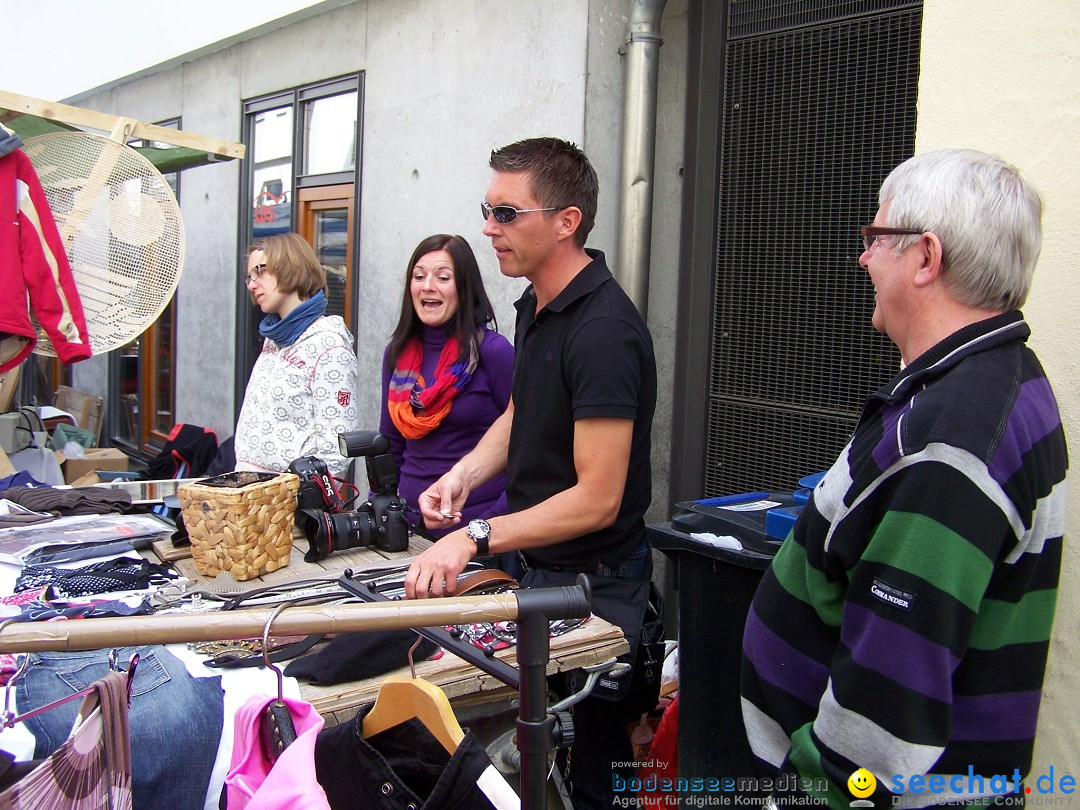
[616, 0, 668, 317]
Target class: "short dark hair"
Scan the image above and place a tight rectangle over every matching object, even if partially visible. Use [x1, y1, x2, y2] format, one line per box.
[387, 234, 497, 368]
[489, 137, 598, 248]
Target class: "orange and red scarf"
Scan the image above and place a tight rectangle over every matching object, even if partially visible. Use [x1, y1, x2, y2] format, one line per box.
[387, 335, 478, 439]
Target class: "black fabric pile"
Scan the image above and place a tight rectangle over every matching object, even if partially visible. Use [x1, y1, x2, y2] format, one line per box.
[284, 629, 438, 685]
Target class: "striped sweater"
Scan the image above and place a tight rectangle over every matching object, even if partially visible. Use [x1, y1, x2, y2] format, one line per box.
[741, 311, 1068, 808]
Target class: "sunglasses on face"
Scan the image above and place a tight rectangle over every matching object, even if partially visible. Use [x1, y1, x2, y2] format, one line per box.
[480, 201, 561, 224]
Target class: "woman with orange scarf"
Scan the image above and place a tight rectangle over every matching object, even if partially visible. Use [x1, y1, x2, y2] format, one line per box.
[380, 235, 514, 539]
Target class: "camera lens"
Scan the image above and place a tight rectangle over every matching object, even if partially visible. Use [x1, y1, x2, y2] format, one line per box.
[326, 511, 375, 553]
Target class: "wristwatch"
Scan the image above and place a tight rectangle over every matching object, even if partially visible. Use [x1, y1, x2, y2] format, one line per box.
[466, 519, 491, 557]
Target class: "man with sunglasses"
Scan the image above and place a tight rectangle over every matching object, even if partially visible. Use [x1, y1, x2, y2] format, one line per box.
[741, 150, 1067, 807]
[406, 137, 657, 809]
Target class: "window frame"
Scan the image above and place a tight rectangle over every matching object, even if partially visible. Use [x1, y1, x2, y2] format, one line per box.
[235, 75, 363, 422]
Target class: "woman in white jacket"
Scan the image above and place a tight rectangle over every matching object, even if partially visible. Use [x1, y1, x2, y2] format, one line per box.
[234, 233, 359, 476]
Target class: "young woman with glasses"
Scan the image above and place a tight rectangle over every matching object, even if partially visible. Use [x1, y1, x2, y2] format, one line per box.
[234, 232, 359, 476]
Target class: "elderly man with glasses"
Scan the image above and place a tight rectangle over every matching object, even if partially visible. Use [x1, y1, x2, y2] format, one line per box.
[741, 150, 1068, 807]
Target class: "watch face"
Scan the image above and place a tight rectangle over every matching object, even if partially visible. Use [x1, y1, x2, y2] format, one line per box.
[468, 519, 490, 539]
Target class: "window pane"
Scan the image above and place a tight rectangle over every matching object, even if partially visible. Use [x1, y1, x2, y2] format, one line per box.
[252, 106, 294, 239]
[117, 339, 141, 445]
[314, 208, 348, 319]
[152, 301, 175, 435]
[303, 92, 357, 175]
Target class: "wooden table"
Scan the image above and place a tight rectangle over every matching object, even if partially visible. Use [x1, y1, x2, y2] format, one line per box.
[150, 532, 629, 726]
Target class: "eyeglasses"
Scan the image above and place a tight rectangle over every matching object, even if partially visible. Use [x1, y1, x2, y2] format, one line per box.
[246, 263, 267, 283]
[860, 226, 925, 252]
[480, 202, 560, 224]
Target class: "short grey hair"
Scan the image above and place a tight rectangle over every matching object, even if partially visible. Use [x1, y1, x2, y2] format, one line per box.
[880, 149, 1043, 311]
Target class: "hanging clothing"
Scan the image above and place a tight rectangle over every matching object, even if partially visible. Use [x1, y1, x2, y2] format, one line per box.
[225, 695, 330, 810]
[314, 704, 519, 810]
[18, 646, 223, 810]
[0, 123, 91, 373]
[0, 669, 132, 810]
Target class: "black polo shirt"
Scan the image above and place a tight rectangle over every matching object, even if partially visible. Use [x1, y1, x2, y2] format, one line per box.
[507, 250, 656, 569]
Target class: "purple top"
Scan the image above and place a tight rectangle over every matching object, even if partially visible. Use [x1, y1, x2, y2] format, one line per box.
[380, 326, 514, 537]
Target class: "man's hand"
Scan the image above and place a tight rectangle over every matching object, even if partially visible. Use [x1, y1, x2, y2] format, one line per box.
[405, 531, 474, 598]
[418, 469, 469, 530]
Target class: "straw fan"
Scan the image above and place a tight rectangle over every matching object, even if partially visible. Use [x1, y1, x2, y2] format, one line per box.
[22, 130, 185, 355]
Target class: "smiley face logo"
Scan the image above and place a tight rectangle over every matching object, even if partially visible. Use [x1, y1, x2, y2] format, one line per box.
[848, 768, 877, 799]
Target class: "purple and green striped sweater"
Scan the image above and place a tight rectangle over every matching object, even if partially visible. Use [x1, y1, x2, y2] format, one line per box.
[741, 311, 1068, 808]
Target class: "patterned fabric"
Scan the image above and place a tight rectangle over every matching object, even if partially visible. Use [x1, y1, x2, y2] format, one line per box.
[387, 333, 478, 440]
[14, 557, 176, 598]
[0, 593, 153, 623]
[234, 315, 359, 477]
[741, 311, 1069, 808]
[0, 670, 133, 810]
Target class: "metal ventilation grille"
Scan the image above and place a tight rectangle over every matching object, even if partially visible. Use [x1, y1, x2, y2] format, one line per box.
[728, 0, 920, 40]
[706, 3, 921, 496]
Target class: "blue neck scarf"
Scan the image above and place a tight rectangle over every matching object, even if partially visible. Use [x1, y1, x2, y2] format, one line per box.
[259, 291, 327, 347]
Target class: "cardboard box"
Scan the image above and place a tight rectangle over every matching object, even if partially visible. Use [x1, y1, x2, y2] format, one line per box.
[56, 448, 129, 484]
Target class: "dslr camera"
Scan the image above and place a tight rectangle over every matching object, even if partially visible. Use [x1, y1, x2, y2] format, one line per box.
[289, 431, 410, 561]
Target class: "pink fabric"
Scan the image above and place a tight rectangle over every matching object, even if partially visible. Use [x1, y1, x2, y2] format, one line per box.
[225, 695, 330, 810]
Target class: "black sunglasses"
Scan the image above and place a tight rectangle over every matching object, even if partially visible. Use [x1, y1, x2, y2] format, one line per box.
[480, 202, 560, 224]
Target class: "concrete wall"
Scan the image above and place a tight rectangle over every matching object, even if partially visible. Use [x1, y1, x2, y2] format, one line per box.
[71, 0, 688, 527]
[917, 0, 1080, 781]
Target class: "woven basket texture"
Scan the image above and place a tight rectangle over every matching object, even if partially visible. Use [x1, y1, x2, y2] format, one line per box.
[177, 472, 300, 581]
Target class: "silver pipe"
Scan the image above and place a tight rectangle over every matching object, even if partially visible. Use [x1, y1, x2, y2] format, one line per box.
[616, 0, 669, 317]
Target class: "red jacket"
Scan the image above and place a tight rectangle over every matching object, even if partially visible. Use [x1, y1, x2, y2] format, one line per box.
[0, 144, 91, 371]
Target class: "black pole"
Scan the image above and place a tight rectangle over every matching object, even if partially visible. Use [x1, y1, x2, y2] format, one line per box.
[514, 576, 592, 810]
[516, 608, 554, 810]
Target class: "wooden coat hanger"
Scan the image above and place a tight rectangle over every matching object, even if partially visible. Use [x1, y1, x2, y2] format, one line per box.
[361, 635, 464, 754]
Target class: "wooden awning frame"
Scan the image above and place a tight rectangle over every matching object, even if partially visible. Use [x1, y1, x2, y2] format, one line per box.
[0, 89, 245, 163]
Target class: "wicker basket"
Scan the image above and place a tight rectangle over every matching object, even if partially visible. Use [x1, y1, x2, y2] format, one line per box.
[177, 472, 300, 581]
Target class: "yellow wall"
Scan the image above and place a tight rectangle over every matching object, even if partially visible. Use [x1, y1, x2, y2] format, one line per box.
[918, 0, 1080, 779]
